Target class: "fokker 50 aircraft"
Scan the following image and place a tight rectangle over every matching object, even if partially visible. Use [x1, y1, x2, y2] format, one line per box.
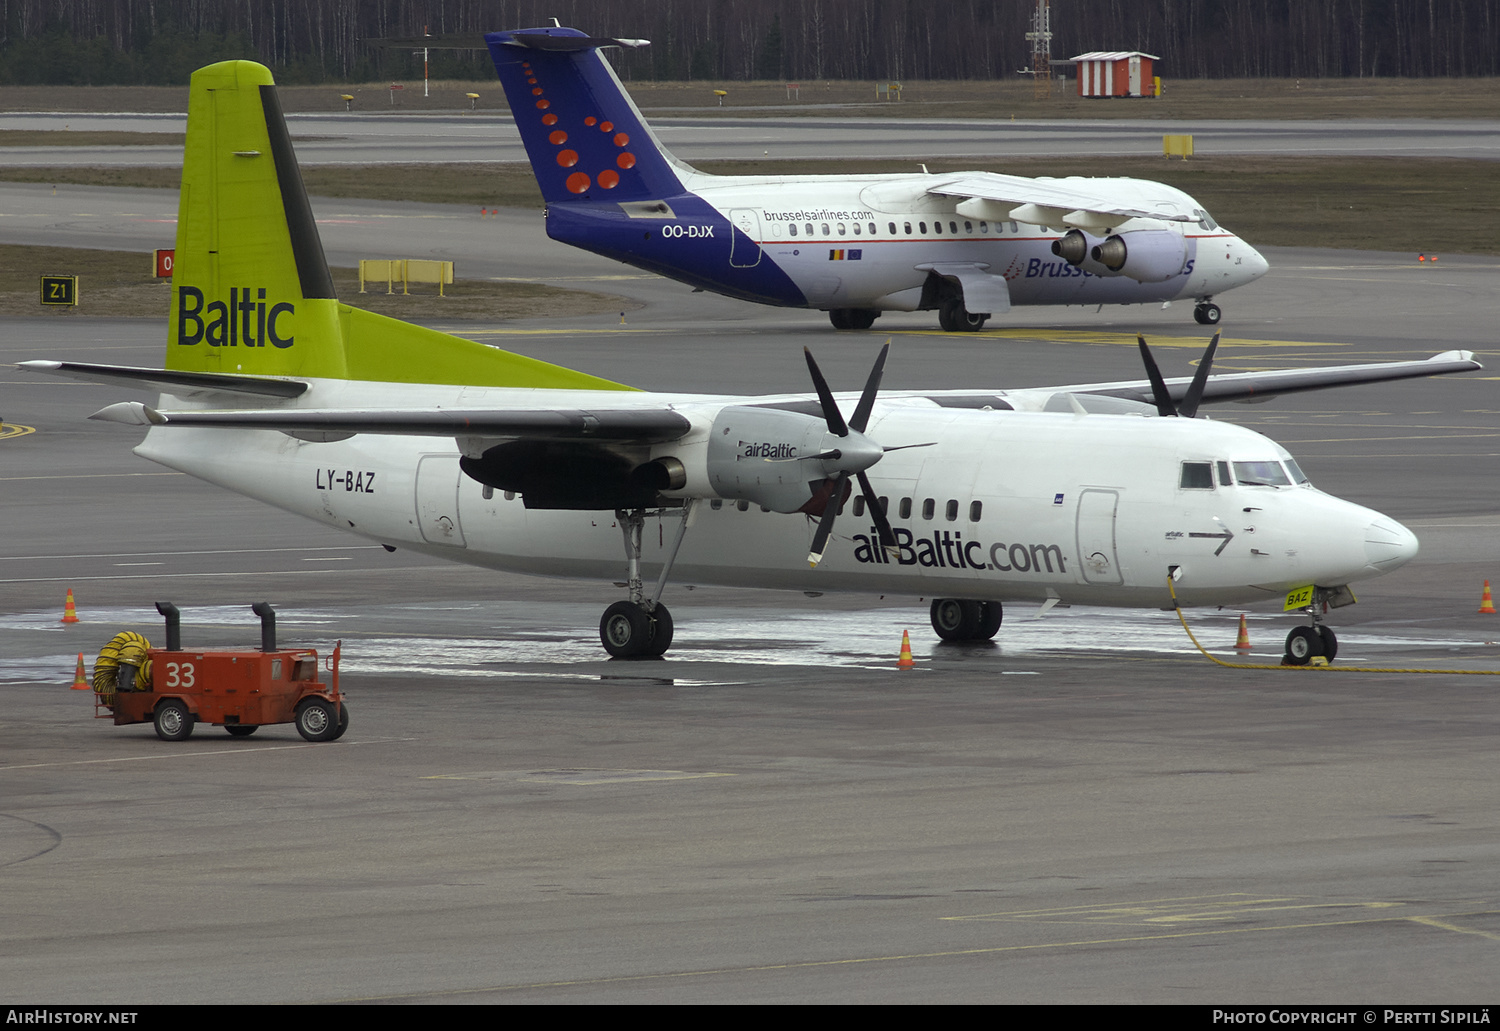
[485, 25, 1269, 333]
[22, 62, 1479, 665]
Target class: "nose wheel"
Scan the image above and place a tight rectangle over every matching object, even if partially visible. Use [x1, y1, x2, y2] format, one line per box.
[1283, 623, 1338, 665]
[1193, 301, 1222, 325]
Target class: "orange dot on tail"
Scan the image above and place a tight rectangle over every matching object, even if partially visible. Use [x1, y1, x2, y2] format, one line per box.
[535, 99, 550, 110]
[584, 116, 597, 126]
[542, 113, 558, 125]
[598, 170, 620, 189]
[614, 133, 630, 147]
[549, 130, 568, 145]
[566, 172, 591, 194]
[531, 87, 543, 96]
[556, 150, 579, 168]
[600, 121, 614, 132]
[617, 152, 636, 169]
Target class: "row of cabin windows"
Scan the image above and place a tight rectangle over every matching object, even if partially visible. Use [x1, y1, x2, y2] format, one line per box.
[711, 496, 984, 522]
[1179, 459, 1310, 490]
[784, 219, 1024, 239]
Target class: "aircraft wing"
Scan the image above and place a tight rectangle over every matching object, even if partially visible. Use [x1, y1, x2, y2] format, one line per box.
[17, 360, 308, 399]
[88, 401, 691, 442]
[928, 172, 1195, 224]
[1072, 350, 1482, 407]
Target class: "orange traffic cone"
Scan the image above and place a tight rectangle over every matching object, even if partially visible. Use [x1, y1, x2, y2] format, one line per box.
[60, 588, 79, 624]
[897, 630, 915, 669]
[70, 653, 90, 690]
[1233, 614, 1251, 650]
[1480, 580, 1496, 614]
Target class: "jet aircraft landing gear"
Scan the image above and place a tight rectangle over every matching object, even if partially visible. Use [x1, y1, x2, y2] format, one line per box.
[601, 502, 696, 659]
[1193, 300, 1222, 326]
[929, 599, 1003, 642]
[828, 308, 879, 330]
[938, 299, 988, 333]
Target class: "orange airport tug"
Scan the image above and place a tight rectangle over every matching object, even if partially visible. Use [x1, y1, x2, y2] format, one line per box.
[93, 602, 347, 742]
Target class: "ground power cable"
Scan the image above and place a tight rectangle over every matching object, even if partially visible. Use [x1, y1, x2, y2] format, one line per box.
[1167, 575, 1500, 675]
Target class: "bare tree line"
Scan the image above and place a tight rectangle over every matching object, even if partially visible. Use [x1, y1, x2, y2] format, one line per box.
[0, 0, 1494, 84]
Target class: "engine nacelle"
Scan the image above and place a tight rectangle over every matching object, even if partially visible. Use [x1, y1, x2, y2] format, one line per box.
[1090, 229, 1189, 283]
[707, 405, 838, 513]
[1050, 228, 1113, 277]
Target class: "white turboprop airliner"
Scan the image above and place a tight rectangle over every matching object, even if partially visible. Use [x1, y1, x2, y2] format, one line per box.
[484, 26, 1269, 332]
[21, 61, 1479, 667]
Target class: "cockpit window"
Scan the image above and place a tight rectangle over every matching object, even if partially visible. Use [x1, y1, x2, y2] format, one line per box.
[1283, 457, 1311, 484]
[1179, 461, 1214, 489]
[1233, 460, 1291, 487]
[1194, 208, 1219, 231]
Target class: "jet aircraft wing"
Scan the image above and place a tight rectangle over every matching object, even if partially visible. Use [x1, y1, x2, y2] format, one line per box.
[929, 172, 1196, 224]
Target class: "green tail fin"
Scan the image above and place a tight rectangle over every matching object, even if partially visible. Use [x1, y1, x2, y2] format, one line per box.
[168, 60, 630, 392]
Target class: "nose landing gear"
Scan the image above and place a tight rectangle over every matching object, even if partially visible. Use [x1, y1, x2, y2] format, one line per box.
[1282, 589, 1344, 665]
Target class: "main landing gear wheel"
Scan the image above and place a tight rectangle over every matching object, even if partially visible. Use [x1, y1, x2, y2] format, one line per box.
[1194, 302, 1222, 326]
[153, 699, 194, 742]
[600, 601, 671, 659]
[938, 299, 988, 333]
[1283, 625, 1337, 666]
[930, 599, 1003, 642]
[828, 308, 878, 330]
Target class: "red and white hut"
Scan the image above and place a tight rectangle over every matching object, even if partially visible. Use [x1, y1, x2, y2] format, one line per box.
[1070, 51, 1158, 98]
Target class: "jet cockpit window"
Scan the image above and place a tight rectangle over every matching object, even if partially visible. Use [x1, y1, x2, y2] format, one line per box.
[1179, 461, 1214, 489]
[1232, 461, 1292, 487]
[1283, 457, 1311, 484]
[1195, 208, 1219, 231]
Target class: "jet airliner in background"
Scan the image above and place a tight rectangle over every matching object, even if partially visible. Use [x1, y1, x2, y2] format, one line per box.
[485, 25, 1269, 333]
[21, 60, 1478, 668]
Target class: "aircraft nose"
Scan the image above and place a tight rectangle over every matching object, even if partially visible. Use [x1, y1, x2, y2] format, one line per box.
[1241, 242, 1270, 282]
[1364, 517, 1419, 572]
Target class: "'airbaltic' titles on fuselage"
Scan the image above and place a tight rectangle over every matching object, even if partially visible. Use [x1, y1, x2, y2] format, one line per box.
[177, 286, 295, 348]
[853, 526, 1068, 574]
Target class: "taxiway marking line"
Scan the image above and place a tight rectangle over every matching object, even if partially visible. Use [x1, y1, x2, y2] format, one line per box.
[346, 908, 1500, 1000]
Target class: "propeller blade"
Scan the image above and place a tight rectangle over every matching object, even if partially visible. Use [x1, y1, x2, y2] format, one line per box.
[848, 341, 890, 433]
[1177, 331, 1221, 420]
[807, 472, 850, 567]
[1137, 334, 1178, 417]
[803, 348, 848, 437]
[857, 471, 899, 559]
[881, 441, 937, 454]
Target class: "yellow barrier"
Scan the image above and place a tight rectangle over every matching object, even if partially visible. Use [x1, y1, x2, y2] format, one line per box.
[359, 259, 454, 296]
[1163, 134, 1193, 160]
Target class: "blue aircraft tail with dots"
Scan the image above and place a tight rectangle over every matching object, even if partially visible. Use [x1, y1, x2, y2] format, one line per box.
[485, 27, 688, 205]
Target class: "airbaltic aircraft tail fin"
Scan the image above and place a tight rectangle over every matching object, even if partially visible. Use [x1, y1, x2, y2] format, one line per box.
[485, 27, 688, 204]
[168, 60, 630, 392]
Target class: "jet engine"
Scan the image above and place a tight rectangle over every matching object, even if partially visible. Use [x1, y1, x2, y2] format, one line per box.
[1089, 229, 1189, 283]
[1050, 228, 1112, 277]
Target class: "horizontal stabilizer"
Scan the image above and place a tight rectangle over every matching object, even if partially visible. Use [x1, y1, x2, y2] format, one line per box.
[90, 401, 691, 443]
[18, 360, 307, 399]
[502, 31, 649, 52]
